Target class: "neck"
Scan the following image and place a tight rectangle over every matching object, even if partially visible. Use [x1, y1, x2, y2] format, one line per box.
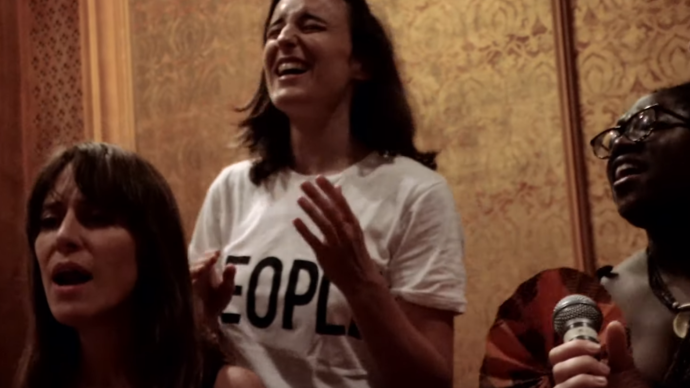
[76, 317, 132, 388]
[647, 225, 690, 277]
[289, 97, 368, 176]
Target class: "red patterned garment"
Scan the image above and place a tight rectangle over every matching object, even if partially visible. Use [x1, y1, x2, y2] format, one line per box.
[478, 268, 626, 388]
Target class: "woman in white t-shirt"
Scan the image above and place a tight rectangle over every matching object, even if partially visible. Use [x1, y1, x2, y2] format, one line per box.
[190, 0, 466, 387]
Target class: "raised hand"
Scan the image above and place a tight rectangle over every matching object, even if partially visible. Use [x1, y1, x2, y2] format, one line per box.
[293, 176, 385, 297]
[190, 250, 236, 320]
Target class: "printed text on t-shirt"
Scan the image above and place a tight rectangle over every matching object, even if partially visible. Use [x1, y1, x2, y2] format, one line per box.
[221, 255, 361, 339]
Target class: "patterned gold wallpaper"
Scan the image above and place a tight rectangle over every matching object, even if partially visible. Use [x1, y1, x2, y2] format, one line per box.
[0, 0, 86, 384]
[129, 1, 575, 386]
[23, 0, 86, 178]
[129, 0, 266, 235]
[574, 0, 690, 267]
[371, 1, 574, 384]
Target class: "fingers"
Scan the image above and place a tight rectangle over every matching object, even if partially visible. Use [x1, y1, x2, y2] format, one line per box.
[301, 178, 362, 245]
[297, 193, 340, 245]
[216, 264, 237, 308]
[604, 321, 635, 372]
[550, 340, 601, 365]
[315, 176, 358, 226]
[551, 340, 609, 388]
[294, 218, 326, 255]
[554, 374, 608, 388]
[300, 181, 344, 233]
[553, 355, 610, 384]
[221, 265, 236, 288]
[192, 251, 220, 267]
[190, 251, 220, 282]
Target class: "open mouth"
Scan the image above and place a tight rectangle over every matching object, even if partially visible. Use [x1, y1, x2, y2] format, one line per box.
[275, 59, 310, 78]
[614, 163, 644, 183]
[52, 263, 93, 286]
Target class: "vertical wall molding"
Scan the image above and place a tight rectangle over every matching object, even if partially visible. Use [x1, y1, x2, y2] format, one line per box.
[17, 0, 32, 186]
[80, 0, 136, 150]
[551, 0, 596, 274]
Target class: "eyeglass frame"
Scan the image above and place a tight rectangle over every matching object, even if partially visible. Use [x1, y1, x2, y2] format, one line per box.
[589, 103, 690, 159]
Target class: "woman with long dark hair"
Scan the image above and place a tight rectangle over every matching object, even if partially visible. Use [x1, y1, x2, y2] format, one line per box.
[190, 0, 466, 387]
[16, 142, 264, 388]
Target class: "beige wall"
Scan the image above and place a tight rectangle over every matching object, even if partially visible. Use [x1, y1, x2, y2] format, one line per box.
[373, 0, 576, 382]
[129, 1, 264, 234]
[2, 0, 689, 386]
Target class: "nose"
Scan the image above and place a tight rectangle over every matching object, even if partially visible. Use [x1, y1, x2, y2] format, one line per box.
[608, 132, 639, 160]
[55, 209, 83, 255]
[276, 24, 298, 49]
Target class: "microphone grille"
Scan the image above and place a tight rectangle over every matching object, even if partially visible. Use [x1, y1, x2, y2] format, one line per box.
[552, 294, 603, 337]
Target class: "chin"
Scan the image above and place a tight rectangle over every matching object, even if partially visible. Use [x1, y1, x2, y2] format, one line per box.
[615, 192, 665, 229]
[49, 303, 97, 328]
[270, 90, 316, 112]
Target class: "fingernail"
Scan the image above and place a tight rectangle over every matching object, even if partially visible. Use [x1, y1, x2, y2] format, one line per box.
[595, 376, 607, 386]
[599, 363, 610, 375]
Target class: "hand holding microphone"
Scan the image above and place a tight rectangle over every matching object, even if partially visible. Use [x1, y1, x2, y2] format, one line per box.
[550, 295, 646, 388]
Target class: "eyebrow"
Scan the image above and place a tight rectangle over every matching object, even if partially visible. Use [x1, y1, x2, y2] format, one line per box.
[267, 11, 327, 31]
[300, 13, 327, 24]
[41, 199, 63, 213]
[268, 17, 284, 31]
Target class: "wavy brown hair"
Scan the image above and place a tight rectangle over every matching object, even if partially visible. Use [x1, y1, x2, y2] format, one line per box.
[15, 142, 231, 388]
[239, 0, 437, 185]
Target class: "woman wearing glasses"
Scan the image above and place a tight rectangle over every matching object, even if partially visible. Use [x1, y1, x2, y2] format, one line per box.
[549, 82, 690, 388]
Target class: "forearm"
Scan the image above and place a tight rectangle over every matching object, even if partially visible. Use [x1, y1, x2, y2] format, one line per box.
[345, 282, 452, 388]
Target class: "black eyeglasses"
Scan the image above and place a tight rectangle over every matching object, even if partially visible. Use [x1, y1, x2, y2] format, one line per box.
[589, 104, 690, 159]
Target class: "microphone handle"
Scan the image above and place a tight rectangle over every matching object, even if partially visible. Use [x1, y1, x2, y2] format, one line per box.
[563, 319, 600, 343]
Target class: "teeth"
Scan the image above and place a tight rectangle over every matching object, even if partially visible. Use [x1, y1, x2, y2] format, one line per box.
[278, 62, 307, 75]
[615, 163, 639, 179]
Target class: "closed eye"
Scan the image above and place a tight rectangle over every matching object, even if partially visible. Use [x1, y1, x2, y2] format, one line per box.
[266, 26, 282, 40]
[78, 206, 118, 229]
[39, 215, 61, 230]
[299, 13, 326, 31]
[301, 23, 325, 33]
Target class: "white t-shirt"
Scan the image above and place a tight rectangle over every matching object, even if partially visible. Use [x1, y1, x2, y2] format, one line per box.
[189, 153, 466, 388]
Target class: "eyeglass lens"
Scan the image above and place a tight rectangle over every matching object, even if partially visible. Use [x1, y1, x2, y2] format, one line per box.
[595, 107, 657, 158]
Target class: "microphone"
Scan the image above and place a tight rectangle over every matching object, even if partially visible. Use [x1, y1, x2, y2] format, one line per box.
[553, 294, 603, 343]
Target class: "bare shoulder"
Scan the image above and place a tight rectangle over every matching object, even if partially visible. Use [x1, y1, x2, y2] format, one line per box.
[214, 365, 265, 388]
[601, 250, 648, 305]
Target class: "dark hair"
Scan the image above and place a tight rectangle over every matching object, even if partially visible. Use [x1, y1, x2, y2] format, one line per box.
[655, 81, 690, 114]
[16, 142, 230, 388]
[239, 0, 437, 184]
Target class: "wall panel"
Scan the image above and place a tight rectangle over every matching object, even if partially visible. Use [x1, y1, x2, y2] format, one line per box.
[0, 0, 87, 382]
[0, 1, 27, 385]
[22, 0, 86, 178]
